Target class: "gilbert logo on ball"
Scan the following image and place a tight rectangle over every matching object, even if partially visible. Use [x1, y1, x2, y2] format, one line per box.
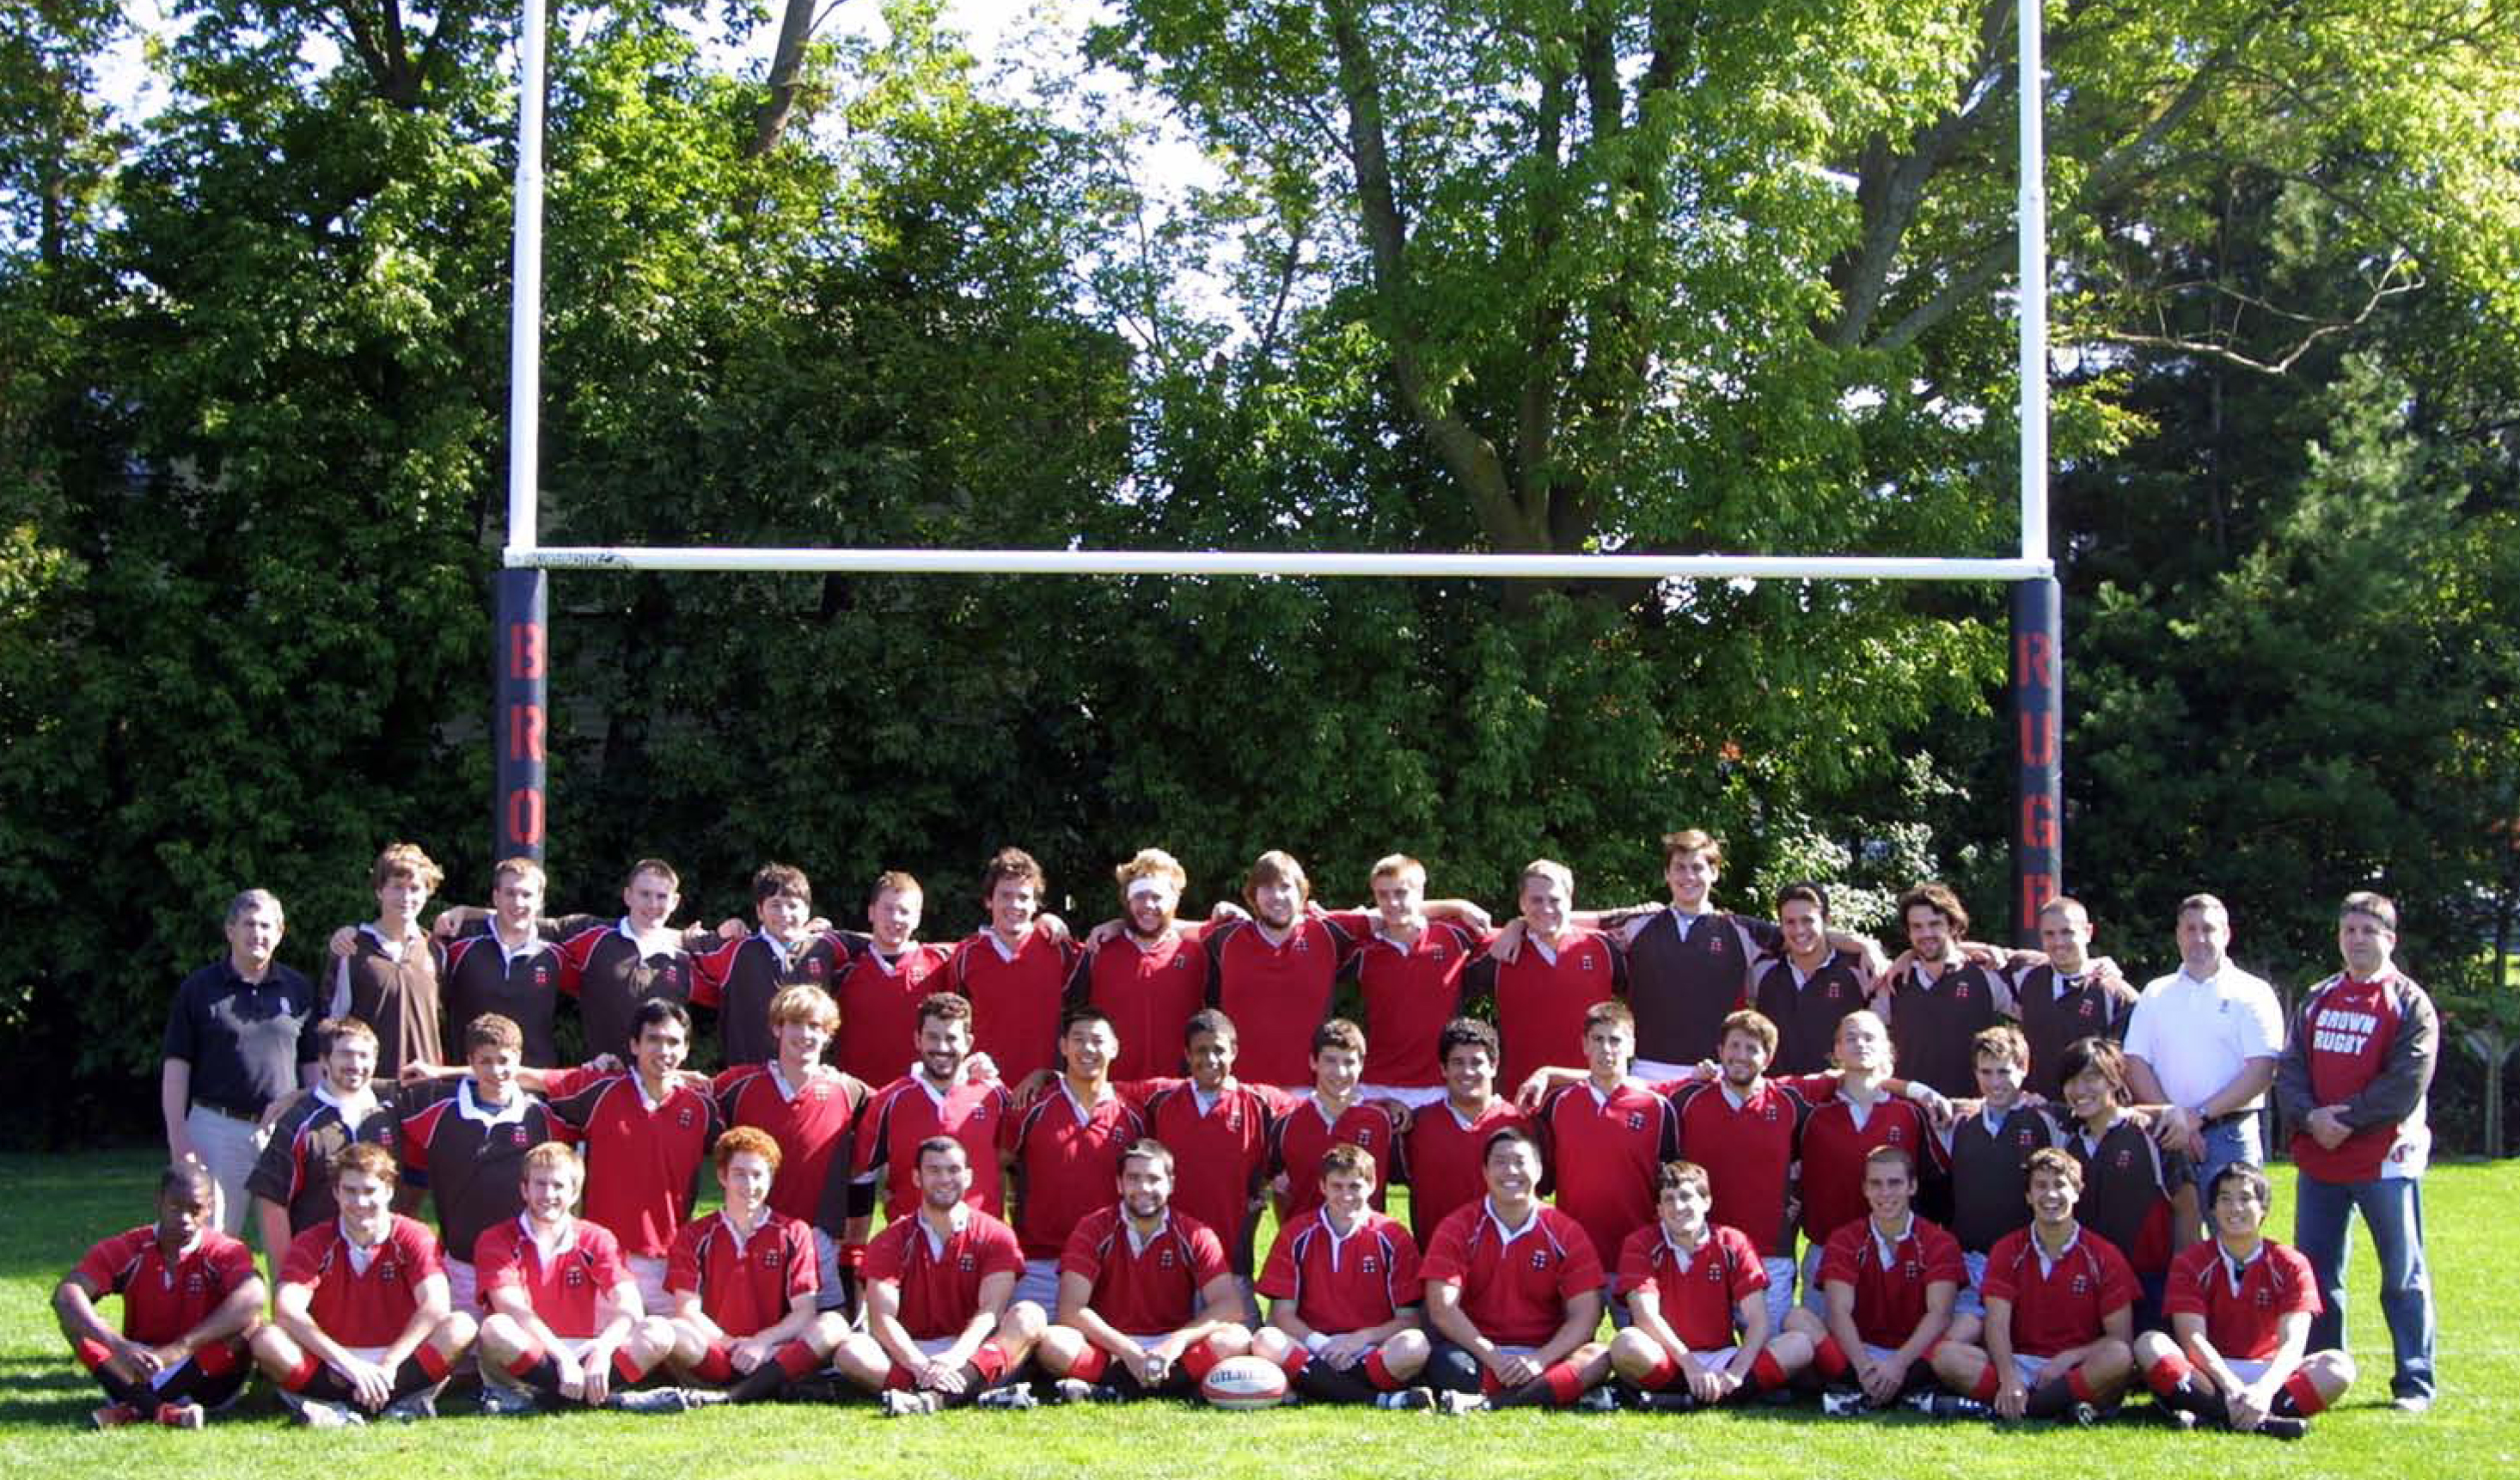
[1199, 1354, 1290, 1410]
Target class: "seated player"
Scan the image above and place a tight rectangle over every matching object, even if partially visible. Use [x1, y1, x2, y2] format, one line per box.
[2137, 1163, 2354, 1439]
[712, 984, 873, 1314]
[2054, 1036, 2197, 1328]
[1789, 1011, 1948, 1317]
[1937, 1024, 2063, 1331]
[1003, 1007, 1150, 1312]
[1250, 1145, 1431, 1406]
[250, 1143, 476, 1426]
[831, 1136, 1045, 1416]
[54, 1163, 265, 1429]
[1607, 1160, 1811, 1410]
[249, 1015, 394, 1258]
[1928, 1147, 2138, 1422]
[1398, 1018, 1527, 1244]
[1785, 1144, 1965, 1413]
[473, 1141, 686, 1415]
[1419, 1126, 1612, 1413]
[663, 1126, 848, 1403]
[542, 999, 725, 1312]
[1035, 1139, 1253, 1402]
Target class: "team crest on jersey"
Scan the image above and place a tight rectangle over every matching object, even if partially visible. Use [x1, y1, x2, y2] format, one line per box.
[1887, 1126, 1906, 1145]
[1294, 937, 1311, 954]
[677, 1107, 696, 1128]
[958, 1254, 977, 1273]
[1625, 1111, 1647, 1132]
[1762, 1104, 1778, 1122]
[1955, 983, 1973, 1001]
[809, 960, 826, 979]
[1901, 1259, 1921, 1278]
[1352, 1126, 1376, 1146]
[565, 1266, 588, 1287]
[1431, 947, 1449, 962]
[2078, 998, 2097, 1018]
[534, 966, 549, 986]
[2114, 1149, 2133, 1169]
[2016, 1128, 2036, 1147]
[1530, 1251, 1551, 1270]
[1580, 956, 1595, 971]
[2254, 1288, 2272, 1308]
[1361, 1255, 1380, 1275]
[184, 1271, 206, 1295]
[762, 1248, 784, 1269]
[510, 1126, 530, 1145]
[2070, 1275, 2090, 1294]
[1158, 1248, 1177, 1269]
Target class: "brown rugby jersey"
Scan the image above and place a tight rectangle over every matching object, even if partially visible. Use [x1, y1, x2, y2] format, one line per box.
[1881, 959, 2014, 1099]
[1750, 949, 1872, 1076]
[329, 927, 447, 1079]
[1939, 1102, 2061, 1255]
[1622, 910, 1775, 1067]
[2014, 963, 2137, 1099]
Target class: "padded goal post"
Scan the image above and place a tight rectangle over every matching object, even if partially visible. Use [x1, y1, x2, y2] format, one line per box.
[490, 0, 2064, 940]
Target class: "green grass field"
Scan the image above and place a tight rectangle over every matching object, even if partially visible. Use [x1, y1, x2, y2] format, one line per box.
[4, 1153, 2513, 1479]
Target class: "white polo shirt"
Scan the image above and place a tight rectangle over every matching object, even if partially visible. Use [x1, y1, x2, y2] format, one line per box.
[2123, 964, 2285, 1112]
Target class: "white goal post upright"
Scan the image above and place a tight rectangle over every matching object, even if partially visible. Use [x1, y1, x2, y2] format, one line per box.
[492, 0, 2063, 933]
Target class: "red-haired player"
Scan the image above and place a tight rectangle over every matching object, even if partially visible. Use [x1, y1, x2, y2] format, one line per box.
[661, 1127, 847, 1403]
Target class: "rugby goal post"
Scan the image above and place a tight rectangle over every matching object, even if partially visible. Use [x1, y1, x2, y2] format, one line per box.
[490, 0, 2064, 939]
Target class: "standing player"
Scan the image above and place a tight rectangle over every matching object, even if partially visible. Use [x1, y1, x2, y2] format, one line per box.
[433, 858, 586, 1068]
[1338, 855, 1488, 1107]
[1066, 848, 1211, 1081]
[1749, 883, 1877, 1076]
[390, 1012, 572, 1315]
[1035, 1140, 1254, 1402]
[55, 1164, 265, 1429]
[691, 864, 847, 1072]
[2055, 1036, 2197, 1327]
[1785, 1145, 1966, 1413]
[2275, 890, 2437, 1412]
[952, 848, 1080, 1091]
[1399, 1019, 1527, 1244]
[2014, 897, 2137, 1099]
[1203, 851, 1363, 1087]
[831, 1136, 1045, 1415]
[663, 1126, 848, 1403]
[713, 984, 874, 1314]
[1418, 1127, 1612, 1412]
[1606, 1160, 1811, 1410]
[1937, 1024, 2063, 1330]
[1928, 1148, 2138, 1423]
[542, 1000, 725, 1312]
[1612, 831, 1783, 1075]
[1464, 859, 1624, 1092]
[1003, 1006, 1151, 1311]
[249, 1016, 394, 1259]
[1531, 1001, 1677, 1279]
[472, 1141, 685, 1414]
[829, 871, 956, 1087]
[1877, 884, 2015, 1100]
[1251, 1145, 1431, 1406]
[250, 1143, 476, 1426]
[853, 992, 1017, 1219]
[1267, 1018, 1399, 1226]
[327, 842, 450, 1080]
[2137, 1164, 2355, 1438]
[1137, 1009, 1286, 1277]
[162, 889, 321, 1236]
[554, 858, 706, 1061]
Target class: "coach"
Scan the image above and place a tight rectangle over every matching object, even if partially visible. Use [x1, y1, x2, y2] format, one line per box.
[2122, 893, 2285, 1215]
[162, 889, 321, 1235]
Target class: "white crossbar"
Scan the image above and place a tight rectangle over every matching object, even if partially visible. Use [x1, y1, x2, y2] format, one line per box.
[501, 546, 2053, 580]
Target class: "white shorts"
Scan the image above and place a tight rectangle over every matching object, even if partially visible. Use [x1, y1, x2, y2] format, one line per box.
[1687, 1346, 1742, 1373]
[2008, 1353, 2051, 1385]
[811, 1228, 847, 1313]
[627, 1255, 670, 1318]
[1015, 1258, 1061, 1313]
[1801, 1243, 1830, 1315]
[2226, 1357, 2276, 1385]
[1761, 1255, 1797, 1331]
[443, 1258, 479, 1317]
[1359, 1084, 1449, 1110]
[1953, 1251, 1989, 1319]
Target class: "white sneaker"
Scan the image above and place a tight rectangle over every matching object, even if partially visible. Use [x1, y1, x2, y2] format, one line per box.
[605, 1388, 694, 1415]
[283, 1393, 364, 1429]
[377, 1392, 437, 1422]
[881, 1390, 944, 1418]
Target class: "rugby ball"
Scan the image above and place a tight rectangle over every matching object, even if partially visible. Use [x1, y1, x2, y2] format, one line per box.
[1199, 1354, 1290, 1410]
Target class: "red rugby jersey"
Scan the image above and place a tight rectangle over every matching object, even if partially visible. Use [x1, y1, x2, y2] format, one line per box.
[1332, 915, 1483, 1089]
[711, 1061, 869, 1226]
[1465, 931, 1624, 1092]
[1204, 915, 1360, 1087]
[1816, 1213, 1966, 1350]
[1419, 1200, 1603, 1348]
[1615, 1221, 1767, 1350]
[665, 1209, 816, 1338]
[853, 1072, 1014, 1217]
[1137, 1078, 1284, 1269]
[830, 941, 953, 1088]
[74, 1226, 258, 1344]
[280, 1215, 444, 1348]
[1399, 1098, 1526, 1245]
[1667, 1076, 1820, 1258]
[543, 1068, 721, 1259]
[472, 1214, 632, 1335]
[1795, 1087, 1940, 1246]
[951, 927, 1079, 1090]
[1256, 1208, 1421, 1334]
[2162, 1237, 2321, 1361]
[1002, 1081, 1148, 1261]
[2289, 971, 2426, 1183]
[1980, 1224, 2138, 1357]
[1067, 933, 1208, 1082]
[862, 1206, 1026, 1341]
[1058, 1205, 1231, 1335]
[1536, 1079, 1678, 1269]
[1270, 1096, 1399, 1224]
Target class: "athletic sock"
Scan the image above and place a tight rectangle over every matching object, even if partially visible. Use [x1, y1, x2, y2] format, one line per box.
[2276, 1371, 2327, 1418]
[1295, 1361, 1382, 1404]
[75, 1341, 149, 1406]
[1969, 1364, 2002, 1403]
[1748, 1349, 1789, 1391]
[503, 1342, 565, 1396]
[1812, 1336, 1851, 1380]
[1361, 1349, 1402, 1391]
